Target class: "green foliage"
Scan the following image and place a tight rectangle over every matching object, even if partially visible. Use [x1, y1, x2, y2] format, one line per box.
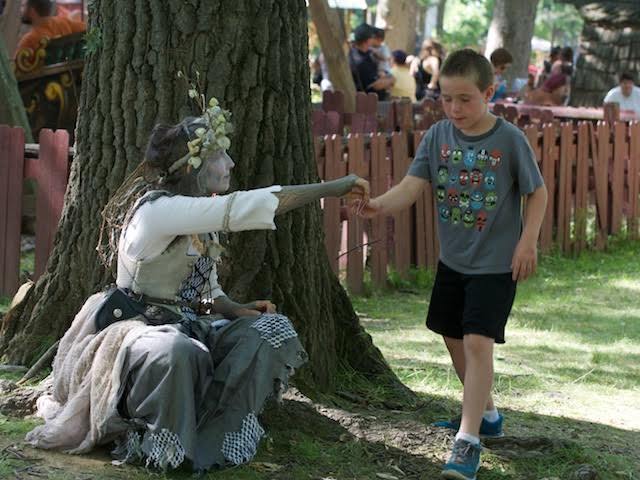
[535, 1, 583, 48]
[84, 27, 102, 57]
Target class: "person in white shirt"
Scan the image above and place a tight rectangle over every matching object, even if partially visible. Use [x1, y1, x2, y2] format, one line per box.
[603, 72, 640, 118]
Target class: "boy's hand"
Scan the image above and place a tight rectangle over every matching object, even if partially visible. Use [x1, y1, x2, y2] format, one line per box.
[511, 238, 537, 281]
[355, 198, 383, 218]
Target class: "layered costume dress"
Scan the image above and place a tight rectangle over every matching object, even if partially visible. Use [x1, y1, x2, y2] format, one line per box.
[26, 187, 308, 471]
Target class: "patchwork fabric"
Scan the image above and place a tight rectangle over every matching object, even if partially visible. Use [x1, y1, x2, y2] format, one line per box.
[221, 413, 265, 465]
[142, 428, 186, 471]
[251, 314, 298, 349]
[178, 256, 215, 320]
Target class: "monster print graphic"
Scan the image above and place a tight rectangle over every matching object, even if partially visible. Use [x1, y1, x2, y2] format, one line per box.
[463, 208, 475, 228]
[451, 207, 462, 225]
[470, 190, 484, 210]
[485, 191, 497, 209]
[449, 172, 458, 185]
[437, 166, 448, 184]
[476, 211, 487, 231]
[489, 149, 502, 169]
[452, 148, 463, 164]
[476, 149, 489, 168]
[436, 185, 446, 203]
[448, 188, 459, 207]
[470, 168, 483, 187]
[464, 147, 475, 168]
[439, 206, 451, 222]
[459, 169, 469, 186]
[484, 171, 496, 189]
[441, 144, 451, 162]
[459, 191, 470, 209]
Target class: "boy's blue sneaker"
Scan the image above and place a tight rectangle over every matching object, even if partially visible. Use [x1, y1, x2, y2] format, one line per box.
[433, 414, 504, 438]
[441, 438, 482, 480]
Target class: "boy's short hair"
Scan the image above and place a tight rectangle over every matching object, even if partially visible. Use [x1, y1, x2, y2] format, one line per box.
[489, 48, 513, 67]
[440, 48, 495, 91]
[620, 72, 635, 83]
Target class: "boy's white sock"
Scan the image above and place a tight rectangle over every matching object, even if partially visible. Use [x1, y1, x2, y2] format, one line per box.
[455, 431, 480, 445]
[483, 407, 500, 423]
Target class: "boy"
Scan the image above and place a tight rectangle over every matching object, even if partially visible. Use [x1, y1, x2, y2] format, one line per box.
[359, 49, 547, 480]
[489, 47, 513, 102]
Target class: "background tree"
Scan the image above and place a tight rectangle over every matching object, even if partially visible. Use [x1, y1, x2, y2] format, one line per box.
[309, 0, 357, 112]
[375, 0, 418, 54]
[0, 0, 404, 395]
[485, 0, 540, 81]
[560, 0, 640, 106]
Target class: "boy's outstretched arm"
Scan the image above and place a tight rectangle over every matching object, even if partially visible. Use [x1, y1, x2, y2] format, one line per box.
[360, 175, 428, 217]
[512, 184, 548, 281]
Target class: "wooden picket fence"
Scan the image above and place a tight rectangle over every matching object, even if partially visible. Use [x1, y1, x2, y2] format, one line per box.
[1, 120, 638, 297]
[315, 121, 640, 293]
[0, 126, 70, 297]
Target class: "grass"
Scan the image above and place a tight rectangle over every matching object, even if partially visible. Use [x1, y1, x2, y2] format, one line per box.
[1, 240, 639, 479]
[352, 237, 640, 479]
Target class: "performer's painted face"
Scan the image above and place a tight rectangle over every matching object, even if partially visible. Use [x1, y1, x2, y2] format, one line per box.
[197, 149, 235, 195]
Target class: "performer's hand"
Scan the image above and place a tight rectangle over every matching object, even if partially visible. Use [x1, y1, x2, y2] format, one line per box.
[251, 300, 277, 314]
[511, 238, 537, 281]
[344, 176, 370, 203]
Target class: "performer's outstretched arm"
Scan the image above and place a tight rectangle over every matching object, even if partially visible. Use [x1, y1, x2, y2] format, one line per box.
[274, 174, 368, 216]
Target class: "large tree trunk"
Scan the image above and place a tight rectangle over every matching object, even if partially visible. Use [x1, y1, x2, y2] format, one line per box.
[0, 0, 402, 394]
[0, 0, 21, 55]
[559, 0, 640, 107]
[308, 0, 356, 112]
[375, 0, 418, 54]
[485, 0, 540, 81]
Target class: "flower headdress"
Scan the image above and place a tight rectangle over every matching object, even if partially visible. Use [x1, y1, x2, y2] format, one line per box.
[168, 71, 234, 175]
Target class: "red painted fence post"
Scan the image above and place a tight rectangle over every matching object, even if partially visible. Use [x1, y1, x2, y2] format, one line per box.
[0, 126, 26, 297]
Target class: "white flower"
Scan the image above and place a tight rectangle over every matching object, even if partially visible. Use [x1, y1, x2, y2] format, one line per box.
[195, 127, 206, 138]
[217, 136, 231, 150]
[188, 156, 202, 169]
[209, 97, 219, 108]
[188, 89, 198, 99]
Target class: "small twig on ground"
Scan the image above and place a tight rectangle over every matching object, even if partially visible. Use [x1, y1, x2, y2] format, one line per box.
[18, 340, 59, 385]
[571, 367, 596, 384]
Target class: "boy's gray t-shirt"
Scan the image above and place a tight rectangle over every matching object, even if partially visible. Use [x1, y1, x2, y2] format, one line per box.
[408, 118, 544, 274]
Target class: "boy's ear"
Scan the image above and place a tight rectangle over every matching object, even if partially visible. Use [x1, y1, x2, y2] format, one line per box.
[483, 83, 496, 103]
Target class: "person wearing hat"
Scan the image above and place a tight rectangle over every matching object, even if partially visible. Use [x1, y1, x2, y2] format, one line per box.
[349, 23, 395, 101]
[390, 50, 416, 101]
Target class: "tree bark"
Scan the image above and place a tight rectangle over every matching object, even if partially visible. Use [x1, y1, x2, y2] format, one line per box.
[375, 0, 418, 54]
[0, 0, 21, 55]
[436, 0, 447, 39]
[0, 37, 33, 141]
[485, 0, 540, 81]
[308, 0, 356, 112]
[559, 0, 640, 107]
[0, 0, 403, 395]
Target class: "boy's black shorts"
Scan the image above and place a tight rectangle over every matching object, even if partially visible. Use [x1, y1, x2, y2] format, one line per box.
[426, 261, 517, 344]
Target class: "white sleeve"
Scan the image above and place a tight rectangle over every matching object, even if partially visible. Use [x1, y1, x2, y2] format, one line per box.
[121, 186, 281, 261]
[603, 88, 617, 103]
